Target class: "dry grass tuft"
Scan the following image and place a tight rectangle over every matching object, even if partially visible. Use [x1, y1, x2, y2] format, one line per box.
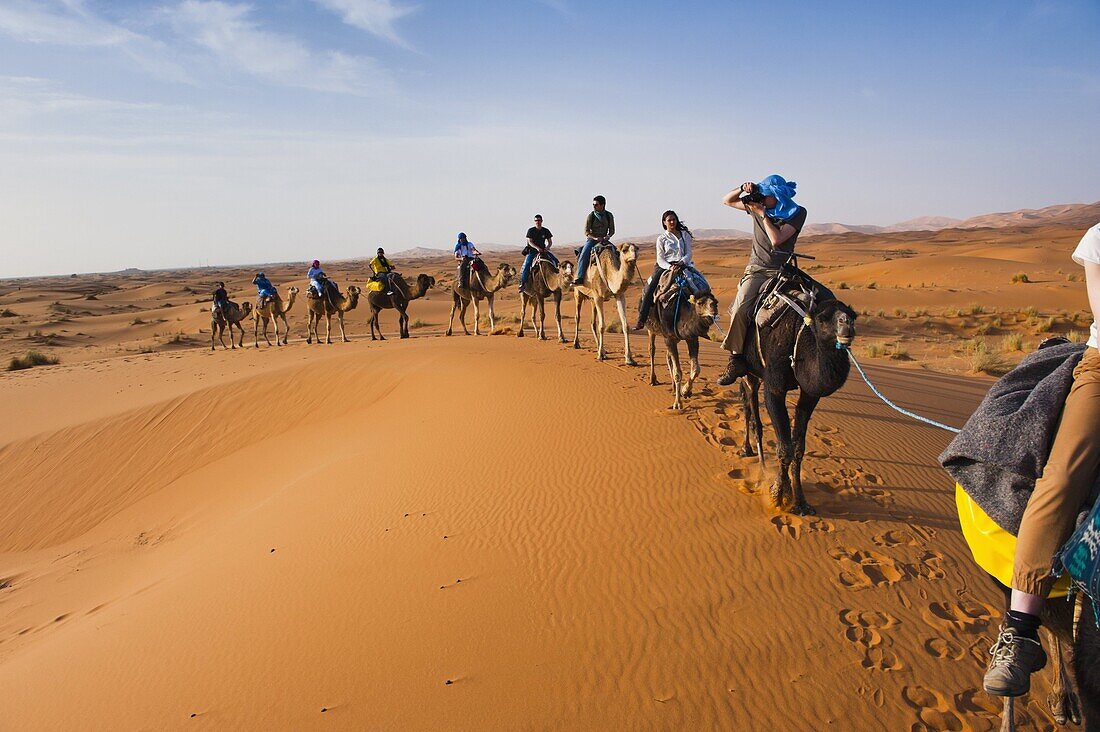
[8, 350, 59, 371]
[1012, 272, 1030, 284]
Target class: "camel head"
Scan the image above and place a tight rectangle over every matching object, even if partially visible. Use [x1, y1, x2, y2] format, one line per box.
[286, 286, 300, 296]
[688, 291, 719, 323]
[239, 301, 253, 317]
[560, 261, 574, 285]
[417, 274, 436, 291]
[497, 263, 517, 286]
[617, 243, 638, 264]
[814, 299, 857, 348]
[346, 285, 361, 308]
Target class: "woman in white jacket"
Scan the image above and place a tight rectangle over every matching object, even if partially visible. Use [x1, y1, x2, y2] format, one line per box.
[634, 210, 705, 329]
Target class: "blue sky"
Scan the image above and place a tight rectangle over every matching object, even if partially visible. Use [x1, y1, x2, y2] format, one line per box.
[1, 0, 1098, 277]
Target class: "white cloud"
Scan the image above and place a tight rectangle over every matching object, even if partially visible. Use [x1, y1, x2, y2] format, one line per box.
[311, 0, 415, 47]
[0, 0, 132, 46]
[0, 75, 168, 115]
[165, 0, 392, 95]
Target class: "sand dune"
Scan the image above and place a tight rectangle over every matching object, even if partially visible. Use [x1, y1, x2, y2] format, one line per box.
[2, 221, 1095, 729]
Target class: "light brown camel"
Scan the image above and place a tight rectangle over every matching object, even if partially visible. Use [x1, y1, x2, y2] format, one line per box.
[518, 259, 574, 342]
[645, 285, 719, 410]
[446, 261, 516, 336]
[253, 286, 299, 347]
[210, 301, 252, 351]
[366, 273, 435, 340]
[306, 284, 361, 344]
[572, 243, 639, 364]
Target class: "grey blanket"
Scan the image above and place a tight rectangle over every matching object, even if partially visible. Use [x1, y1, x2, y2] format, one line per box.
[939, 342, 1087, 535]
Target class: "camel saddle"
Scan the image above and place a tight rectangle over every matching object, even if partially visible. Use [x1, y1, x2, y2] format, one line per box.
[654, 266, 709, 306]
[754, 267, 834, 330]
[575, 242, 620, 270]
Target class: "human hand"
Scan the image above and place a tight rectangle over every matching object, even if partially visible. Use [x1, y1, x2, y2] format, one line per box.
[741, 181, 755, 194]
[745, 201, 766, 217]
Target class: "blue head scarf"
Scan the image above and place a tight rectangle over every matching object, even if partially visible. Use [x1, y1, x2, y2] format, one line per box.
[456, 232, 467, 243]
[756, 174, 799, 221]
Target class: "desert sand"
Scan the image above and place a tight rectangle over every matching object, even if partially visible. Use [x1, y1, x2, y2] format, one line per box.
[0, 216, 1094, 729]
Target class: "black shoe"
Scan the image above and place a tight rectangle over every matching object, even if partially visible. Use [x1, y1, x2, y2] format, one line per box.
[717, 354, 748, 386]
[571, 279, 583, 286]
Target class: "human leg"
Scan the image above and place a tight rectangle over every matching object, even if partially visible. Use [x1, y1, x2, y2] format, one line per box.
[634, 264, 664, 329]
[521, 251, 536, 288]
[717, 269, 770, 385]
[573, 239, 597, 284]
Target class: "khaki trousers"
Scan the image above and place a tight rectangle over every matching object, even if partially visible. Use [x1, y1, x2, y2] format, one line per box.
[721, 265, 773, 353]
[1013, 347, 1100, 596]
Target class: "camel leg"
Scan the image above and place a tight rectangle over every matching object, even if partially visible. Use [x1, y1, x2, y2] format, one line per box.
[1045, 629, 1082, 725]
[324, 312, 332, 344]
[683, 337, 700, 398]
[278, 314, 288, 345]
[789, 391, 820, 516]
[254, 316, 260, 348]
[573, 293, 584, 349]
[554, 291, 565, 343]
[667, 339, 682, 410]
[338, 312, 349, 343]
[518, 294, 528, 338]
[763, 387, 794, 510]
[537, 296, 547, 340]
[648, 329, 658, 385]
[615, 295, 636, 365]
[211, 319, 217, 350]
[306, 314, 315, 344]
[739, 378, 756, 458]
[460, 300, 470, 335]
[593, 301, 606, 361]
[235, 320, 245, 349]
[399, 306, 409, 339]
[471, 297, 482, 336]
[446, 295, 459, 337]
[487, 294, 497, 334]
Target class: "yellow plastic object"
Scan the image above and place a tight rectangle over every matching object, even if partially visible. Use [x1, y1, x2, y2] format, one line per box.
[955, 483, 1070, 599]
[365, 280, 386, 293]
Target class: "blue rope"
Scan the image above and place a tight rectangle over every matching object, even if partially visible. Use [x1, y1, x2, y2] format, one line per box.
[841, 346, 962, 434]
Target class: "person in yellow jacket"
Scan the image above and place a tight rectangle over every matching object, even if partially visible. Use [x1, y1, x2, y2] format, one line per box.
[369, 247, 397, 295]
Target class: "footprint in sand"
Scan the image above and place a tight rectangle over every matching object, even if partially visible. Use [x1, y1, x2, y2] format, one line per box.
[828, 547, 909, 590]
[840, 610, 902, 671]
[820, 436, 847, 448]
[872, 529, 918, 548]
[771, 514, 835, 540]
[901, 686, 970, 731]
[923, 636, 965, 661]
[726, 468, 760, 496]
[922, 600, 996, 634]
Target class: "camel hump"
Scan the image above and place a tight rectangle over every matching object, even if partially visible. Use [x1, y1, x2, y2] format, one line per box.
[753, 270, 834, 330]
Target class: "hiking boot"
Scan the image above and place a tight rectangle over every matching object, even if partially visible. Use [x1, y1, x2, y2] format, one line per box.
[716, 354, 749, 386]
[983, 625, 1047, 697]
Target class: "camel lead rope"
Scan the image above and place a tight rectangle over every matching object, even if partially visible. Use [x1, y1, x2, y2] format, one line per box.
[842, 347, 962, 434]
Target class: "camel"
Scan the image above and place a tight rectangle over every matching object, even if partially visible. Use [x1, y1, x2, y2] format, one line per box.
[210, 301, 252, 351]
[572, 242, 639, 364]
[252, 286, 299, 347]
[306, 284, 361, 344]
[736, 297, 857, 515]
[446, 261, 516, 336]
[517, 259, 574, 342]
[366, 273, 435, 340]
[644, 281, 719, 410]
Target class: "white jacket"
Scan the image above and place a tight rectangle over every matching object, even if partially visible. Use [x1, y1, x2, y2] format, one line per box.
[655, 229, 693, 270]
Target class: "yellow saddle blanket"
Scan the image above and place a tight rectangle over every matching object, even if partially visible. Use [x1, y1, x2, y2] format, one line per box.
[955, 483, 1070, 598]
[365, 280, 387, 293]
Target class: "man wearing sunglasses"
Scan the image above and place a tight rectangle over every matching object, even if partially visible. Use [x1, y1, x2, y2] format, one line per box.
[572, 195, 615, 286]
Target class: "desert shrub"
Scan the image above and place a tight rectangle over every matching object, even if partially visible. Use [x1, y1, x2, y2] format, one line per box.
[968, 304, 985, 315]
[975, 322, 993, 336]
[865, 342, 886, 358]
[990, 318, 1002, 328]
[1012, 272, 1030, 284]
[837, 282, 850, 290]
[893, 308, 907, 317]
[1022, 306, 1039, 318]
[913, 308, 928, 317]
[410, 319, 432, 329]
[0, 308, 17, 318]
[875, 310, 886, 318]
[8, 350, 59, 371]
[1067, 330, 1086, 344]
[1037, 316, 1056, 333]
[966, 340, 1007, 375]
[866, 281, 877, 290]
[1002, 334, 1024, 352]
[130, 317, 146, 325]
[1066, 273, 1083, 282]
[84, 294, 98, 300]
[888, 342, 911, 360]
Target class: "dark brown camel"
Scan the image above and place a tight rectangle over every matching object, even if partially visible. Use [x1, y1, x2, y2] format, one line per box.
[644, 283, 719, 410]
[366, 273, 435, 340]
[735, 297, 857, 515]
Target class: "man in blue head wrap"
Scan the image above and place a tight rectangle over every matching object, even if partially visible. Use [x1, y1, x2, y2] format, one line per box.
[716, 174, 809, 385]
[454, 232, 481, 289]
